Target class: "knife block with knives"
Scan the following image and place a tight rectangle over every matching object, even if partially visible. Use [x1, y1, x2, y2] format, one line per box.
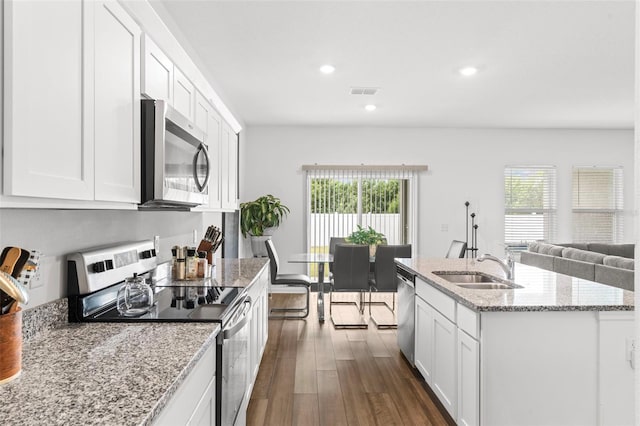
[197, 225, 224, 265]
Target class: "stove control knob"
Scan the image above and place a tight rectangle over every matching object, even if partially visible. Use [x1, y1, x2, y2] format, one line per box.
[141, 250, 152, 259]
[105, 259, 114, 270]
[92, 261, 106, 273]
[151, 249, 157, 257]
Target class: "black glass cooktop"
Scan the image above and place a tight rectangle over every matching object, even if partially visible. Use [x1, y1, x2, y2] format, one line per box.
[85, 285, 240, 323]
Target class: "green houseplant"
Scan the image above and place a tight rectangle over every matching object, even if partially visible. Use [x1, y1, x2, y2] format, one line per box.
[240, 194, 290, 257]
[347, 225, 386, 256]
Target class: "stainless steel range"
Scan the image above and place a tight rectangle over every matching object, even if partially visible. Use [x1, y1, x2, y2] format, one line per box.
[67, 240, 250, 426]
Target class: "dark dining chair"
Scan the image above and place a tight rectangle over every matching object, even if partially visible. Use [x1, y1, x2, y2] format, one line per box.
[329, 243, 370, 328]
[368, 244, 412, 328]
[446, 240, 467, 258]
[328, 237, 348, 278]
[265, 240, 312, 319]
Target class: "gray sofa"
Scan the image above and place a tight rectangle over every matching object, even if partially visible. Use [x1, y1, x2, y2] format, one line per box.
[520, 242, 634, 291]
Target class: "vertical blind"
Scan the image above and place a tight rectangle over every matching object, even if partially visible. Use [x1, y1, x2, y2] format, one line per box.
[504, 166, 557, 243]
[304, 166, 422, 257]
[572, 166, 623, 243]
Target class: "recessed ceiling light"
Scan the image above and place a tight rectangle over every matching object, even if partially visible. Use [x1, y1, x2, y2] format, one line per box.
[459, 66, 478, 77]
[319, 64, 335, 74]
[365, 104, 377, 112]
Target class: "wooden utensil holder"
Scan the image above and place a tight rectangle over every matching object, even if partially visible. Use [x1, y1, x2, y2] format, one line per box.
[0, 307, 22, 384]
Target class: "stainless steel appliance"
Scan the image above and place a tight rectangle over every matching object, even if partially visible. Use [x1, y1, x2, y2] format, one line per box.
[67, 241, 250, 426]
[397, 265, 416, 365]
[140, 99, 211, 209]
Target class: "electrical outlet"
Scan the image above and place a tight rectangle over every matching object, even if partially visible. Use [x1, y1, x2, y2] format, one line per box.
[441, 224, 448, 232]
[193, 229, 198, 244]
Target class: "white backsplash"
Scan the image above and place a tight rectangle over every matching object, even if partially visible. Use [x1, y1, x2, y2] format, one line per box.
[0, 209, 223, 308]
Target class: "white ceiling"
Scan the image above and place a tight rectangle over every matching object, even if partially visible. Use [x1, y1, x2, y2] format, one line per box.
[151, 0, 635, 129]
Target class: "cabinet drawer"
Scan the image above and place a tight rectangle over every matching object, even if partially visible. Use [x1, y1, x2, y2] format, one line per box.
[457, 303, 479, 340]
[416, 277, 455, 322]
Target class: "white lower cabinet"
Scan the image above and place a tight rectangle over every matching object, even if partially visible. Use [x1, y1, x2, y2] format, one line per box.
[457, 330, 479, 426]
[412, 277, 634, 426]
[431, 308, 457, 418]
[416, 293, 458, 419]
[598, 311, 635, 426]
[154, 344, 216, 426]
[247, 265, 269, 397]
[414, 295, 433, 383]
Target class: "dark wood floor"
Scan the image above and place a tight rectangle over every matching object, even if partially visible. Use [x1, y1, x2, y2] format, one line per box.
[247, 293, 452, 426]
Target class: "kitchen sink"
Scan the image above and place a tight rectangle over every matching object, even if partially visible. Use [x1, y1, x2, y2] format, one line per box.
[456, 283, 520, 290]
[432, 271, 522, 289]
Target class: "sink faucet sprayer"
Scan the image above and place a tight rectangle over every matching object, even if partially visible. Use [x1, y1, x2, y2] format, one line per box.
[477, 253, 515, 280]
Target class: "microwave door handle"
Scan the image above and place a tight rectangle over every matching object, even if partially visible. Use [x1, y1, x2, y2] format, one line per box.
[193, 143, 211, 193]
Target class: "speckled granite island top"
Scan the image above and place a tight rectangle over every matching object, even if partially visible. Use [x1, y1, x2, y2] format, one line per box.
[397, 258, 634, 312]
[0, 322, 220, 426]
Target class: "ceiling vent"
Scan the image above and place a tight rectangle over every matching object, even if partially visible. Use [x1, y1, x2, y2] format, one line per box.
[350, 87, 379, 95]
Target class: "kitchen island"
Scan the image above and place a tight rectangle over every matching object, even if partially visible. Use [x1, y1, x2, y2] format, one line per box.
[397, 258, 635, 426]
[0, 257, 269, 426]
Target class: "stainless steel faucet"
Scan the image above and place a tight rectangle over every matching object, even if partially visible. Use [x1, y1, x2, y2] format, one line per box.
[477, 253, 515, 280]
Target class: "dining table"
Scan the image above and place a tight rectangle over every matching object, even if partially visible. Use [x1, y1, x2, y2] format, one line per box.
[288, 252, 333, 322]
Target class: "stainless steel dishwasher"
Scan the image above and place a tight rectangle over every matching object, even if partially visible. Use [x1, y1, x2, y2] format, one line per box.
[396, 266, 416, 366]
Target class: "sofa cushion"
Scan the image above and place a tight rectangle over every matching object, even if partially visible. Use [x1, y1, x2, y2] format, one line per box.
[520, 251, 554, 271]
[561, 247, 606, 264]
[594, 264, 634, 291]
[558, 242, 589, 251]
[606, 244, 635, 259]
[537, 243, 564, 256]
[603, 255, 635, 271]
[553, 257, 596, 281]
[528, 242, 540, 253]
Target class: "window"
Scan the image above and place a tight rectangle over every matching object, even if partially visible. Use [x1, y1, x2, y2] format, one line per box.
[504, 166, 557, 244]
[572, 166, 623, 243]
[304, 165, 422, 275]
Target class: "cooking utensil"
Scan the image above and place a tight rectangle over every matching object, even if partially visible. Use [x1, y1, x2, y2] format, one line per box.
[0, 247, 29, 312]
[0, 247, 31, 278]
[0, 272, 28, 304]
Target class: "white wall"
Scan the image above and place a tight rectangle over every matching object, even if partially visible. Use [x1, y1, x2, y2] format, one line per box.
[242, 126, 634, 273]
[0, 209, 222, 307]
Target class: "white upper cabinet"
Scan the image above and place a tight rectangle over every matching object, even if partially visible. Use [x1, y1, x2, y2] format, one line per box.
[221, 121, 238, 210]
[194, 92, 223, 211]
[93, 0, 141, 203]
[4, 0, 94, 200]
[141, 34, 173, 103]
[173, 67, 195, 121]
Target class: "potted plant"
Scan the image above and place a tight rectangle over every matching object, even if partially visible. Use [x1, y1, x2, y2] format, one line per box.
[240, 194, 290, 257]
[347, 225, 386, 256]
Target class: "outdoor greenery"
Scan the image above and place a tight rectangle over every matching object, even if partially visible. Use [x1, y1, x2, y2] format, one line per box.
[505, 172, 545, 208]
[240, 194, 290, 238]
[346, 225, 387, 245]
[310, 178, 400, 213]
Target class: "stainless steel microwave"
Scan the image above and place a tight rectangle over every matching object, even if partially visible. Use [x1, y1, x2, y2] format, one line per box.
[140, 99, 210, 209]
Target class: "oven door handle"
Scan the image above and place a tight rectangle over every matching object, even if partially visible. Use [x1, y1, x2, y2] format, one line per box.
[193, 143, 211, 193]
[223, 298, 252, 340]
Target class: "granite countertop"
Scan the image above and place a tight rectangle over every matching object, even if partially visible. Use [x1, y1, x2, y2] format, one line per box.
[0, 322, 220, 426]
[0, 258, 269, 425]
[397, 258, 635, 312]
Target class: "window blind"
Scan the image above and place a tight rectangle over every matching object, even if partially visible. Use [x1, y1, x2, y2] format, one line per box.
[572, 167, 623, 243]
[504, 166, 557, 244]
[305, 166, 422, 271]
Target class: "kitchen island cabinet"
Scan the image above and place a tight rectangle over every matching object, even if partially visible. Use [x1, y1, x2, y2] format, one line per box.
[398, 258, 635, 426]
